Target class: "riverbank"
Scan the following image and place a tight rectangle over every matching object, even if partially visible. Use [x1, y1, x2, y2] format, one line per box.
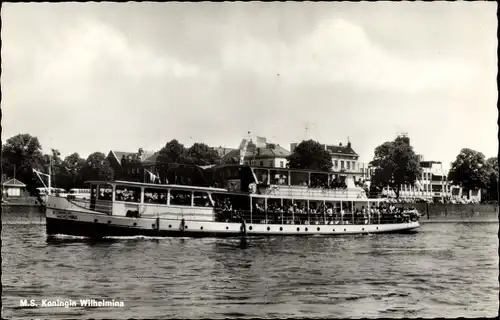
[399, 203, 498, 223]
[2, 196, 42, 207]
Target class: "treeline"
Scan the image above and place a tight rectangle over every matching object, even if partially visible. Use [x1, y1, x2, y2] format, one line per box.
[3, 133, 498, 202]
[1, 134, 221, 193]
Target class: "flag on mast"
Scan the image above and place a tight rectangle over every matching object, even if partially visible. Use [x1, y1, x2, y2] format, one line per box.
[239, 138, 249, 165]
[145, 169, 159, 183]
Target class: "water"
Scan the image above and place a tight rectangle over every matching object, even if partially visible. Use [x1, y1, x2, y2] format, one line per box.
[2, 209, 498, 319]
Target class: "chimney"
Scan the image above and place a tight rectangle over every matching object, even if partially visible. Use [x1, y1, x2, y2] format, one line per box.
[339, 142, 343, 147]
[347, 141, 351, 148]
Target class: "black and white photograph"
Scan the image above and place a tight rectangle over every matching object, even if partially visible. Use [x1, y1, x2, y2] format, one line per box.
[1, 2, 498, 319]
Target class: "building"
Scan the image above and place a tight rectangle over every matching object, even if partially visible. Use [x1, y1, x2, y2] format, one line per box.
[107, 148, 211, 186]
[106, 149, 159, 180]
[378, 156, 481, 203]
[222, 139, 290, 168]
[359, 162, 375, 181]
[290, 141, 360, 171]
[289, 140, 365, 188]
[213, 147, 236, 159]
[2, 178, 27, 197]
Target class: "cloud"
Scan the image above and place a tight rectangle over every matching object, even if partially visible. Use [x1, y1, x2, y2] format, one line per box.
[1, 3, 496, 164]
[3, 17, 200, 107]
[221, 17, 477, 93]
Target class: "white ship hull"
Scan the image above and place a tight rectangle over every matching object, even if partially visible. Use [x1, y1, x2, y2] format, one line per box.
[45, 199, 420, 238]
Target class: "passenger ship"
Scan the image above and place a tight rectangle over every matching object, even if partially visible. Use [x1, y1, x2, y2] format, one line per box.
[45, 164, 420, 238]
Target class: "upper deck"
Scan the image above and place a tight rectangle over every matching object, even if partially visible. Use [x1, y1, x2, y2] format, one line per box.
[205, 164, 369, 200]
[85, 180, 228, 193]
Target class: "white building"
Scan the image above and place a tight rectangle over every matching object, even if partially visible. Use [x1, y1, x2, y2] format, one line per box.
[290, 140, 365, 185]
[379, 158, 481, 203]
[222, 138, 290, 168]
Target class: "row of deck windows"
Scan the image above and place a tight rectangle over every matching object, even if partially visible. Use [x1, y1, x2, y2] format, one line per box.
[92, 185, 212, 207]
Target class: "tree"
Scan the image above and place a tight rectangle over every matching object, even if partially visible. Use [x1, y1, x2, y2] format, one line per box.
[186, 143, 219, 166]
[1, 134, 45, 192]
[78, 152, 114, 182]
[483, 157, 498, 201]
[58, 153, 86, 189]
[369, 136, 422, 199]
[287, 139, 333, 172]
[154, 139, 214, 185]
[448, 148, 489, 194]
[158, 139, 186, 163]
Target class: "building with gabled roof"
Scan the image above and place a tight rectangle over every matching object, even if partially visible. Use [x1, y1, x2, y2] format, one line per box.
[222, 139, 291, 168]
[106, 149, 159, 180]
[107, 149, 158, 166]
[213, 147, 236, 158]
[2, 178, 27, 197]
[290, 140, 361, 173]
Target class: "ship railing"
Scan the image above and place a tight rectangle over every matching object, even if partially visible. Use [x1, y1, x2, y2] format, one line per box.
[67, 198, 113, 215]
[263, 185, 366, 199]
[215, 210, 418, 225]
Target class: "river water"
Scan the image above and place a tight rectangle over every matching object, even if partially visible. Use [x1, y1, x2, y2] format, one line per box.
[2, 208, 498, 319]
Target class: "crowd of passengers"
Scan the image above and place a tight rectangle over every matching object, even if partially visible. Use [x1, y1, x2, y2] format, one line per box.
[267, 176, 349, 190]
[214, 199, 420, 224]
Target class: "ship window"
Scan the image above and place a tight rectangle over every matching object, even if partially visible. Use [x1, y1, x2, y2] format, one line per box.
[270, 169, 288, 185]
[254, 169, 269, 184]
[97, 184, 113, 201]
[170, 189, 192, 206]
[115, 185, 141, 203]
[290, 171, 308, 186]
[144, 188, 168, 205]
[193, 192, 212, 207]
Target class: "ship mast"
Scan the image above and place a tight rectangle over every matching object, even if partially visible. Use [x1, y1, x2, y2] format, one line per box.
[49, 153, 52, 195]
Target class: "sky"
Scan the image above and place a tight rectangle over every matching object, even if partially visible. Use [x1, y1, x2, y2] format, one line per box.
[2, 2, 498, 169]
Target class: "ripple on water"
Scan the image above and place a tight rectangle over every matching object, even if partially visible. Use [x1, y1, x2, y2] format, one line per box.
[1, 220, 498, 319]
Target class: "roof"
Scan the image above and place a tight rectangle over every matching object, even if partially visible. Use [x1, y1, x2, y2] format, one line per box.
[420, 160, 442, 168]
[110, 151, 136, 163]
[142, 151, 159, 163]
[209, 163, 344, 175]
[214, 147, 236, 158]
[325, 144, 358, 156]
[222, 143, 290, 163]
[109, 150, 159, 164]
[84, 180, 227, 192]
[2, 178, 27, 187]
